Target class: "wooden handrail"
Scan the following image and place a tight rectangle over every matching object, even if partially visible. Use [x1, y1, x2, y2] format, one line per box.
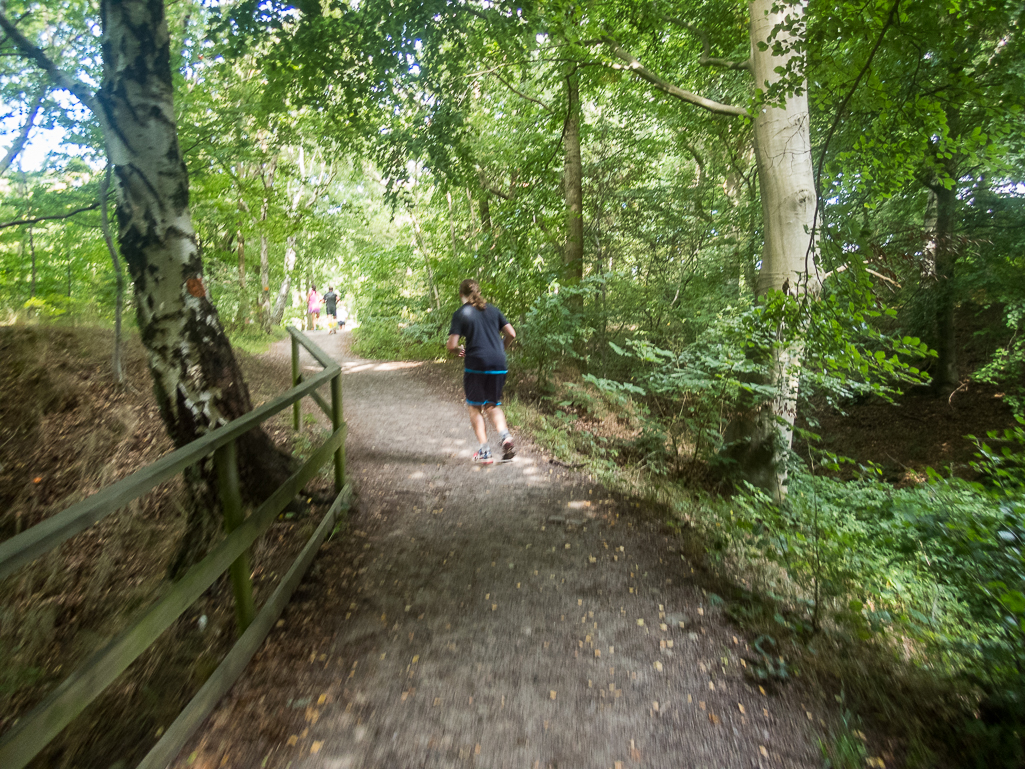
[0, 330, 349, 769]
[0, 362, 338, 581]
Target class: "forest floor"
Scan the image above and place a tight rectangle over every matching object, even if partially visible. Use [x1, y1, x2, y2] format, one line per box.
[170, 330, 825, 769]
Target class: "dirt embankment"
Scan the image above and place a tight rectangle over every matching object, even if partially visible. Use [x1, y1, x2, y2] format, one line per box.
[0, 325, 321, 769]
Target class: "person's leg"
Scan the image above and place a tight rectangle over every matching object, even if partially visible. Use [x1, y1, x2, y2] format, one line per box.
[467, 405, 488, 445]
[484, 405, 509, 434]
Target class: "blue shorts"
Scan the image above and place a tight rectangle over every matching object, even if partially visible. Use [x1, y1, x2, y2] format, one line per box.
[464, 370, 507, 407]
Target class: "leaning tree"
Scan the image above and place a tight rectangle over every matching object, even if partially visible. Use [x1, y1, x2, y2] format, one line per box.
[0, 0, 293, 572]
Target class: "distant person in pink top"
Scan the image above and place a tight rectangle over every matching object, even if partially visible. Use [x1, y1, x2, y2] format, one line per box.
[306, 286, 322, 331]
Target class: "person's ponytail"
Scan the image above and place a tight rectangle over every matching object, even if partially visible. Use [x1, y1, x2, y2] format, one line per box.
[459, 279, 487, 311]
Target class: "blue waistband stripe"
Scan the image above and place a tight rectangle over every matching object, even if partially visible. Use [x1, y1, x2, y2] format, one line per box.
[465, 369, 508, 375]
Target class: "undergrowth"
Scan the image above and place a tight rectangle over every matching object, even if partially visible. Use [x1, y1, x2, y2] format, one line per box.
[350, 316, 445, 361]
[510, 375, 1025, 767]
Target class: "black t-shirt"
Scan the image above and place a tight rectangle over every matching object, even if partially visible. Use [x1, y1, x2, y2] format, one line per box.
[449, 303, 509, 372]
[323, 291, 338, 314]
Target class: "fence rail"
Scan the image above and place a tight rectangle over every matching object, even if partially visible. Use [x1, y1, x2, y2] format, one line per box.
[0, 327, 347, 769]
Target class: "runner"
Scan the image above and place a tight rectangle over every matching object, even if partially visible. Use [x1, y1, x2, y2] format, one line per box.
[447, 279, 517, 464]
[323, 286, 339, 334]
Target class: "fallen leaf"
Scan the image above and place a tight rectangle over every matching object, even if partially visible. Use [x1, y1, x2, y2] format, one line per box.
[311, 741, 323, 755]
[33, 477, 42, 484]
[636, 619, 645, 626]
[738, 703, 746, 714]
[287, 735, 298, 747]
[654, 661, 663, 671]
[759, 746, 768, 757]
[317, 693, 327, 706]
[867, 760, 885, 769]
[759, 686, 766, 696]
[550, 690, 557, 700]
[708, 713, 720, 724]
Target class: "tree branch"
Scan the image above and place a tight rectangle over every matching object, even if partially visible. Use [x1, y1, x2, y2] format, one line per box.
[661, 15, 751, 71]
[601, 36, 747, 116]
[0, 12, 101, 115]
[493, 72, 554, 114]
[0, 202, 100, 230]
[0, 82, 47, 177]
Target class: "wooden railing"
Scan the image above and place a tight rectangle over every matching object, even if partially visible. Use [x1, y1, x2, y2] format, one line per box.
[0, 327, 348, 769]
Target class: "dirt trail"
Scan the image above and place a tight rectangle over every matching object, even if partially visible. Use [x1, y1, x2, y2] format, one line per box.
[173, 332, 819, 769]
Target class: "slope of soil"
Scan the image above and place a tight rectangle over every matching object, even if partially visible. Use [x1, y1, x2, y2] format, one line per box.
[173, 331, 824, 769]
[0, 324, 322, 769]
[802, 381, 1015, 483]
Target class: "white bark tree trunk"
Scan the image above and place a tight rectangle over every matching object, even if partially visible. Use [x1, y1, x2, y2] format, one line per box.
[95, 0, 292, 570]
[750, 0, 818, 298]
[270, 237, 298, 325]
[723, 0, 820, 501]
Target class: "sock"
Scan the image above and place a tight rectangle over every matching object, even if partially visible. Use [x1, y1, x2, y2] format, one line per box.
[500, 430, 511, 443]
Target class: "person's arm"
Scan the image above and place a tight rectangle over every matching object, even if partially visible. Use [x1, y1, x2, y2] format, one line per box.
[501, 323, 516, 348]
[447, 334, 465, 357]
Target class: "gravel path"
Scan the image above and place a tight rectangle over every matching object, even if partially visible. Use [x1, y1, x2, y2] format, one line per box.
[172, 331, 819, 769]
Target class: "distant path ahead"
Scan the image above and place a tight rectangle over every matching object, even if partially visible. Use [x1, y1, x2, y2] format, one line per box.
[173, 330, 817, 769]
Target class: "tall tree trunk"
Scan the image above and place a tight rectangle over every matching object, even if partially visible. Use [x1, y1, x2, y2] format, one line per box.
[723, 0, 819, 502]
[447, 191, 459, 259]
[270, 237, 297, 325]
[95, 0, 292, 573]
[478, 194, 492, 232]
[258, 157, 276, 330]
[931, 181, 958, 391]
[28, 228, 36, 298]
[234, 223, 247, 327]
[562, 64, 584, 290]
[100, 164, 125, 383]
[408, 206, 443, 311]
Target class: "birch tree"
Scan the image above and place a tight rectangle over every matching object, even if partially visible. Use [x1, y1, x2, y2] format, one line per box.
[0, 0, 293, 570]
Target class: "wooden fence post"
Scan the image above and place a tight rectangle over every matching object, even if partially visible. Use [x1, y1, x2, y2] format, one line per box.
[331, 372, 345, 490]
[214, 441, 255, 633]
[291, 334, 301, 431]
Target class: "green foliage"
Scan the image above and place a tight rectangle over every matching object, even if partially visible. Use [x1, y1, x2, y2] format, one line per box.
[226, 324, 288, 357]
[350, 317, 445, 361]
[518, 281, 594, 393]
[709, 447, 1025, 764]
[818, 705, 870, 769]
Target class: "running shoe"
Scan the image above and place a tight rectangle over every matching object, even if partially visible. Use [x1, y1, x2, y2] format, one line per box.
[501, 438, 516, 462]
[473, 447, 494, 465]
